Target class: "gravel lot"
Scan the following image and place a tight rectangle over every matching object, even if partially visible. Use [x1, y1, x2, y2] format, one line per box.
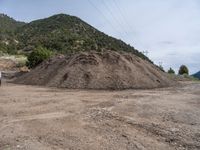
[0, 81, 200, 150]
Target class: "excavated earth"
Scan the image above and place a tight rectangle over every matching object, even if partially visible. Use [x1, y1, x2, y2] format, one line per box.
[0, 81, 200, 150]
[15, 51, 174, 89]
[0, 58, 18, 71]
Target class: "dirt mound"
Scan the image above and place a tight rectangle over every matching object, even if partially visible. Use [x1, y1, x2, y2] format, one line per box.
[15, 51, 174, 89]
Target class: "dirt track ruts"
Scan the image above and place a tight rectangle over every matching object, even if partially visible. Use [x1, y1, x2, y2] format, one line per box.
[0, 81, 200, 150]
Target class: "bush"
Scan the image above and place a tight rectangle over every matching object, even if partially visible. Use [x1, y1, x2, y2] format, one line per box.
[26, 46, 53, 68]
[168, 67, 175, 74]
[16, 55, 27, 68]
[178, 65, 189, 75]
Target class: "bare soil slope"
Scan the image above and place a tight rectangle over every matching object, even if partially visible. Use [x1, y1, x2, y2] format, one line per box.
[15, 51, 173, 89]
[0, 81, 200, 150]
[0, 58, 17, 71]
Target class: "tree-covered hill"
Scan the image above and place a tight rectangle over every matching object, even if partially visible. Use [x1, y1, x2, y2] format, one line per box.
[192, 71, 200, 79]
[0, 13, 25, 33]
[0, 13, 150, 62]
[0, 13, 25, 54]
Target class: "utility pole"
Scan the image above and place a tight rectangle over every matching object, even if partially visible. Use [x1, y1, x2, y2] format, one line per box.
[159, 62, 163, 67]
[142, 50, 149, 57]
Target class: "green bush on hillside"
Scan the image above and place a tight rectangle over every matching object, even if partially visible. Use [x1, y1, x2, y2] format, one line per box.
[26, 46, 53, 68]
[168, 67, 175, 74]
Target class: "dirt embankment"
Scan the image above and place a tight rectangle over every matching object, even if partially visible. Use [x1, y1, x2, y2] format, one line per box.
[15, 51, 174, 89]
[0, 58, 18, 71]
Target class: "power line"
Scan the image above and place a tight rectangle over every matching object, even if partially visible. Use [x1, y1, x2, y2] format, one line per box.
[101, 0, 130, 39]
[112, 0, 134, 34]
[111, 0, 144, 50]
[87, 0, 121, 36]
[87, 0, 148, 56]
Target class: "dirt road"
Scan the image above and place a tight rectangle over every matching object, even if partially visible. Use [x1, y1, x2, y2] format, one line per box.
[0, 82, 200, 150]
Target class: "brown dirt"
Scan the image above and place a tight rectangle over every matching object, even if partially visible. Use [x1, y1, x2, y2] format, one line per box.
[0, 81, 200, 150]
[0, 58, 18, 71]
[14, 51, 174, 89]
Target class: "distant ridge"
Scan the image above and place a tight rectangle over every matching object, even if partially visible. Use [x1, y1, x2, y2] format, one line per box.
[192, 71, 200, 79]
[0, 13, 25, 33]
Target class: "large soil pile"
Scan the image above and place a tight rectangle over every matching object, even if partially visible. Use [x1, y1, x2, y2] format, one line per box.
[15, 51, 174, 89]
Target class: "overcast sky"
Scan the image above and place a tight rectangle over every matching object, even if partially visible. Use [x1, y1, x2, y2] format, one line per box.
[0, 0, 199, 74]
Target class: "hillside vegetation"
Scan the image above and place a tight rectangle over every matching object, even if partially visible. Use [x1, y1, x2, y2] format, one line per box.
[0, 13, 25, 54]
[193, 71, 200, 79]
[0, 13, 151, 62]
[0, 14, 25, 33]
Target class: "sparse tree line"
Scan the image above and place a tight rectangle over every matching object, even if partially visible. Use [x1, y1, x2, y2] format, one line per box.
[167, 65, 189, 75]
[167, 66, 199, 80]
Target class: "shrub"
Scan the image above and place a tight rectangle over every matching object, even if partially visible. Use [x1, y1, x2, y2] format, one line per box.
[168, 67, 175, 74]
[26, 46, 52, 68]
[178, 65, 189, 75]
[16, 55, 27, 68]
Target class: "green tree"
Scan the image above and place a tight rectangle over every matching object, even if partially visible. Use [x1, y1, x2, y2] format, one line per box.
[178, 65, 189, 75]
[168, 67, 175, 74]
[26, 46, 53, 68]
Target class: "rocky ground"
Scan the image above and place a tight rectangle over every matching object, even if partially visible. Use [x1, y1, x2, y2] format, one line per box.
[0, 81, 200, 150]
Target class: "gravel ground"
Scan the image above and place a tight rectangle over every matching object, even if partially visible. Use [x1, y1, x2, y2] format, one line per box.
[0, 81, 200, 150]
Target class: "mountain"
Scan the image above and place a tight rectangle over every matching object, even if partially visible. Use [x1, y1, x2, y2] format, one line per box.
[0, 13, 25, 33]
[192, 71, 200, 79]
[0, 13, 25, 54]
[0, 13, 150, 62]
